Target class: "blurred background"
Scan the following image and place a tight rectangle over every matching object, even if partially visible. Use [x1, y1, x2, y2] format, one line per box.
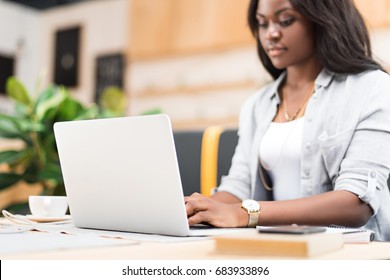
[1, 0, 390, 211]
[1, 0, 390, 129]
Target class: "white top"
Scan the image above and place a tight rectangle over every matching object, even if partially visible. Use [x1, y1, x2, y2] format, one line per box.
[218, 69, 390, 241]
[259, 117, 305, 200]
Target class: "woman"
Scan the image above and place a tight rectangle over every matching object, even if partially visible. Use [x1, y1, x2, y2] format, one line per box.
[185, 0, 390, 241]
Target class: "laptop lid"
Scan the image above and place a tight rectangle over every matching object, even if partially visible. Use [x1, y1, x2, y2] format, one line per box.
[54, 114, 192, 236]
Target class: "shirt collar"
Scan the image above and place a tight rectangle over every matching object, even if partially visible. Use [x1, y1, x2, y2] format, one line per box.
[269, 68, 335, 101]
[268, 72, 287, 103]
[315, 68, 335, 88]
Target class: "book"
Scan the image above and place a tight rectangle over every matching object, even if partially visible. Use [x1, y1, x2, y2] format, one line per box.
[214, 231, 344, 258]
[326, 225, 375, 244]
[257, 225, 375, 244]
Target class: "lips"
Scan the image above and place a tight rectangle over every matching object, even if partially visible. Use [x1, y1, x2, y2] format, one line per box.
[267, 45, 287, 57]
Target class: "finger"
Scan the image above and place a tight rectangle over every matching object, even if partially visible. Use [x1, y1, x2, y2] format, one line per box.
[190, 192, 203, 197]
[185, 201, 196, 217]
[185, 200, 204, 217]
[185, 192, 203, 202]
[188, 210, 211, 226]
[185, 199, 209, 214]
[185, 200, 201, 217]
[184, 193, 207, 205]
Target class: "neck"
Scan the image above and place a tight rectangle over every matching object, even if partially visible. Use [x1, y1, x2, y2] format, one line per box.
[285, 60, 322, 88]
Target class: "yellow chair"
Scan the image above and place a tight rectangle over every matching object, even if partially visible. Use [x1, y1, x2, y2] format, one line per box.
[170, 127, 239, 197]
[200, 126, 238, 197]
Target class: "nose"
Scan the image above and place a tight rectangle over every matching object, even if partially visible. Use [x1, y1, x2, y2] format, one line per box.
[266, 22, 282, 41]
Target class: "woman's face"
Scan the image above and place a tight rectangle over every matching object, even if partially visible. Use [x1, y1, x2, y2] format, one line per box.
[256, 0, 316, 69]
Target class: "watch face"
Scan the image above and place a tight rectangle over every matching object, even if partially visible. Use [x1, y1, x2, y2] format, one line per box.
[242, 200, 260, 211]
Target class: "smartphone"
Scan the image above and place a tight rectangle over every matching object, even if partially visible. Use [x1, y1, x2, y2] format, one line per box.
[258, 225, 327, 235]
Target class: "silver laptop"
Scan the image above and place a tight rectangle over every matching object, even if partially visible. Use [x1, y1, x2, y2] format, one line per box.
[54, 114, 248, 237]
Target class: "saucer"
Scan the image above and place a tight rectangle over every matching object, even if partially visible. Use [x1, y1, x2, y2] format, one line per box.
[25, 215, 72, 223]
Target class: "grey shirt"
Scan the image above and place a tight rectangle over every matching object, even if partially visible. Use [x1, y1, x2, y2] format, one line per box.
[218, 69, 390, 241]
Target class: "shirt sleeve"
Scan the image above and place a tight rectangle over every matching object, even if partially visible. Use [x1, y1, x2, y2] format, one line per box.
[216, 92, 259, 200]
[334, 71, 390, 215]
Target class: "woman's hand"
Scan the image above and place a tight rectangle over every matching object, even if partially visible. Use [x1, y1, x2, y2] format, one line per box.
[185, 192, 248, 227]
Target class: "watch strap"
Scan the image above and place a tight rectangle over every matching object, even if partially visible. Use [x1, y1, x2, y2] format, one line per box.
[247, 211, 259, 228]
[241, 199, 260, 228]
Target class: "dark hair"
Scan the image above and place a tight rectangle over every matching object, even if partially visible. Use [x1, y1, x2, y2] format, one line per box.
[248, 0, 385, 79]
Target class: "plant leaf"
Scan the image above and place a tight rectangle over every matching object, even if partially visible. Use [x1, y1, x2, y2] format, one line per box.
[140, 107, 162, 115]
[0, 150, 28, 165]
[57, 97, 85, 120]
[22, 162, 39, 184]
[35, 86, 67, 121]
[0, 114, 24, 139]
[0, 173, 22, 190]
[8, 148, 32, 170]
[15, 102, 30, 117]
[16, 119, 46, 133]
[6, 77, 32, 107]
[74, 106, 99, 120]
[41, 107, 59, 123]
[98, 110, 116, 118]
[39, 162, 62, 182]
[100, 86, 126, 115]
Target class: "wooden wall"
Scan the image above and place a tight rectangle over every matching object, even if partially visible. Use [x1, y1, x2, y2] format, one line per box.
[127, 0, 390, 129]
[355, 0, 390, 29]
[129, 0, 253, 60]
[129, 0, 390, 61]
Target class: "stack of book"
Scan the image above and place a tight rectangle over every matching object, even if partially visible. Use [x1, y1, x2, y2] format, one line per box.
[214, 231, 344, 257]
[214, 225, 375, 257]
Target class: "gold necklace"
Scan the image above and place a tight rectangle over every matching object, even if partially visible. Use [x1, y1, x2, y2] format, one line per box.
[282, 82, 315, 121]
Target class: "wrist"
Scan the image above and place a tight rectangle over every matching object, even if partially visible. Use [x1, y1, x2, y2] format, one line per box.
[236, 203, 250, 227]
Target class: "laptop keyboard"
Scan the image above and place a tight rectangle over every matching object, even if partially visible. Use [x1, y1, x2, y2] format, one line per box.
[190, 223, 216, 230]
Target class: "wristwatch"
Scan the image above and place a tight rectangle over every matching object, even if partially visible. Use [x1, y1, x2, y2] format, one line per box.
[241, 199, 261, 228]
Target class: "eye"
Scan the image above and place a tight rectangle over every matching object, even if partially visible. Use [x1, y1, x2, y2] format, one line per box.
[278, 18, 295, 27]
[257, 21, 268, 29]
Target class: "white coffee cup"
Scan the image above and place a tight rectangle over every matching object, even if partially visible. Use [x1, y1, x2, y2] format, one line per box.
[28, 196, 68, 217]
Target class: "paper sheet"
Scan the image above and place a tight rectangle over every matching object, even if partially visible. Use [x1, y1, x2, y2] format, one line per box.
[0, 230, 138, 255]
[35, 222, 209, 242]
[0, 217, 210, 255]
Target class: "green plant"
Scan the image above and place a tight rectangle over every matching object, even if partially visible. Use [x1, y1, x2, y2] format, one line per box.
[99, 86, 127, 117]
[0, 77, 117, 199]
[98, 86, 162, 117]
